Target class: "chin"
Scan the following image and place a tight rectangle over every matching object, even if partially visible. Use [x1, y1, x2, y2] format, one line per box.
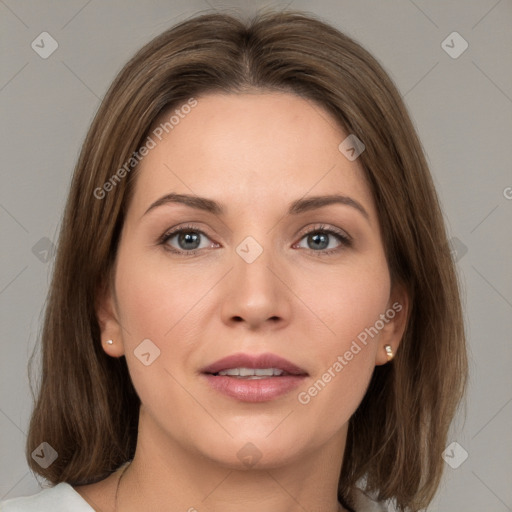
[197, 434, 308, 470]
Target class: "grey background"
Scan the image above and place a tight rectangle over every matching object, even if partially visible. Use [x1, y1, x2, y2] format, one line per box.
[1, 1, 511, 510]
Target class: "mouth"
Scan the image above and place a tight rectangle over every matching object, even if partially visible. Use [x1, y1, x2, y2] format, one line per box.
[201, 352, 308, 402]
[201, 352, 308, 377]
[209, 367, 296, 379]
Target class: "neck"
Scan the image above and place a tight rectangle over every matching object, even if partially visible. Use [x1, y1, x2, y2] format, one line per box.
[115, 408, 348, 512]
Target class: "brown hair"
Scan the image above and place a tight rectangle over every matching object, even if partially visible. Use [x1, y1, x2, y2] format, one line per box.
[26, 10, 468, 511]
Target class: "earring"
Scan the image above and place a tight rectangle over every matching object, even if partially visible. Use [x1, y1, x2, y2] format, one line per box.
[384, 344, 394, 362]
[106, 339, 113, 345]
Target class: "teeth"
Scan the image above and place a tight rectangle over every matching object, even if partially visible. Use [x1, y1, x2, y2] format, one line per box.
[255, 368, 278, 376]
[217, 367, 285, 377]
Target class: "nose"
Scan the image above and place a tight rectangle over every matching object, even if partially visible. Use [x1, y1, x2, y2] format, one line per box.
[220, 242, 292, 331]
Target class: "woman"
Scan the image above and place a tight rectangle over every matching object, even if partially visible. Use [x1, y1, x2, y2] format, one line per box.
[1, 10, 467, 512]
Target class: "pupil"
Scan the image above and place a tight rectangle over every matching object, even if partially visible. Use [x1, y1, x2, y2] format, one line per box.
[310, 232, 328, 250]
[179, 232, 200, 250]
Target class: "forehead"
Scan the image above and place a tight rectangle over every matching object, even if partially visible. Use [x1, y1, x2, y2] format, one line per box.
[130, 92, 375, 219]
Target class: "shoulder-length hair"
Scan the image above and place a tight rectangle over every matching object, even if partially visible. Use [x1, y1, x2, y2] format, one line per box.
[26, 10, 468, 512]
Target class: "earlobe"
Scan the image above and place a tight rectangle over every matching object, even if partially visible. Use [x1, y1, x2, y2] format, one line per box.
[95, 280, 125, 358]
[101, 337, 124, 357]
[375, 283, 409, 366]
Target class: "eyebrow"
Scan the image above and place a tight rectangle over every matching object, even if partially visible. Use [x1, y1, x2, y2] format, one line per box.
[143, 192, 369, 220]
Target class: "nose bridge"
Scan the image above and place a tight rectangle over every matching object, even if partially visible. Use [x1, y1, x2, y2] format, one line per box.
[221, 232, 290, 328]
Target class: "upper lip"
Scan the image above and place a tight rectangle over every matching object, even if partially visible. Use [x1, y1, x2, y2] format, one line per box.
[201, 352, 308, 376]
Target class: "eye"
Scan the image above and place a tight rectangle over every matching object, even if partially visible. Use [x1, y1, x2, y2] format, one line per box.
[158, 223, 352, 257]
[159, 225, 217, 255]
[294, 224, 352, 255]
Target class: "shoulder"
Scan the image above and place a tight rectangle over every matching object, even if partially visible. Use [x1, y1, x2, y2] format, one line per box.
[0, 483, 94, 512]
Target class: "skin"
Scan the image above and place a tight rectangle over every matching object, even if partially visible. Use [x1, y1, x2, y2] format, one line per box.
[75, 92, 408, 512]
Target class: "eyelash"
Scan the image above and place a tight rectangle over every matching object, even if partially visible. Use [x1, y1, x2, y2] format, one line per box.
[157, 223, 352, 257]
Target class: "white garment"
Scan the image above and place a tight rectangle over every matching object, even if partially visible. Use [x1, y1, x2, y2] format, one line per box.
[0, 482, 388, 511]
[0, 483, 93, 511]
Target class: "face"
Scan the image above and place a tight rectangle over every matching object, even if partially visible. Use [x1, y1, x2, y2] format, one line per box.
[99, 92, 407, 469]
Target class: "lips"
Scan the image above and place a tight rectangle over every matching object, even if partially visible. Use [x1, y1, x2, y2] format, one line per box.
[201, 352, 308, 376]
[201, 353, 309, 402]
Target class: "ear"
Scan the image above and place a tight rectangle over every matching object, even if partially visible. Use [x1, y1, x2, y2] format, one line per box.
[374, 281, 409, 366]
[95, 278, 126, 358]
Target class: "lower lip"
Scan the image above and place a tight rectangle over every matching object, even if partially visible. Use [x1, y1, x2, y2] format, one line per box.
[202, 374, 307, 402]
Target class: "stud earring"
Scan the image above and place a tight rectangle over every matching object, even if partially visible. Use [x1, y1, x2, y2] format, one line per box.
[384, 344, 394, 362]
[106, 339, 113, 345]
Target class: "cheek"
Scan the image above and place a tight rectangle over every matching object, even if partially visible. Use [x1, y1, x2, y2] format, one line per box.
[297, 254, 391, 346]
[293, 257, 390, 412]
[113, 246, 215, 385]
[113, 250, 195, 405]
[117, 272, 171, 337]
[114, 247, 196, 338]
